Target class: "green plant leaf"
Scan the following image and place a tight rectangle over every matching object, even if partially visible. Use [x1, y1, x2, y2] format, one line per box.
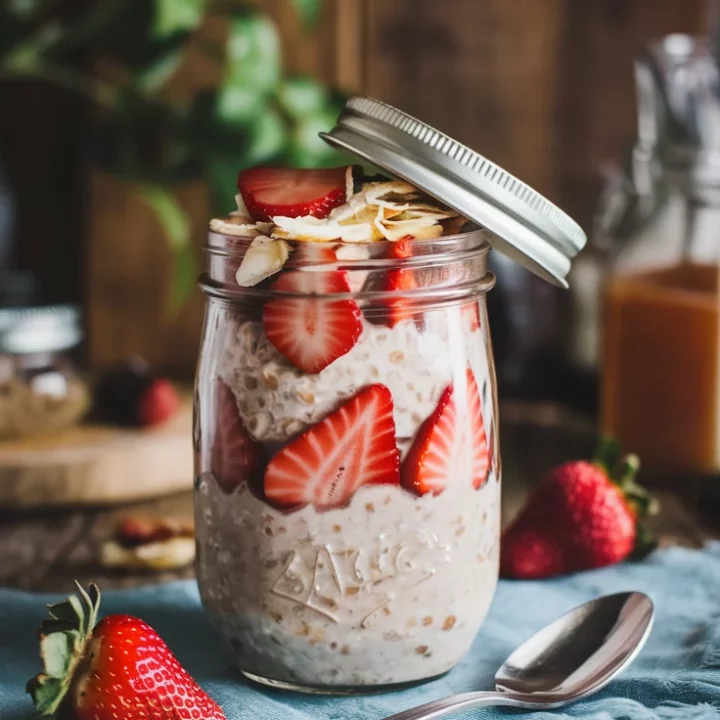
[0, 9, 26, 60]
[206, 108, 288, 215]
[7, 0, 42, 18]
[291, 0, 321, 29]
[216, 84, 265, 125]
[244, 108, 287, 166]
[287, 108, 345, 168]
[277, 76, 327, 120]
[137, 185, 196, 313]
[137, 47, 184, 92]
[138, 185, 188, 251]
[218, 13, 280, 123]
[2, 22, 62, 71]
[168, 244, 197, 314]
[92, 0, 189, 70]
[155, 0, 206, 38]
[207, 155, 244, 217]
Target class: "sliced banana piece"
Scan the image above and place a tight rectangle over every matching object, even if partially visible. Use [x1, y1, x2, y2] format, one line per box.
[235, 236, 290, 286]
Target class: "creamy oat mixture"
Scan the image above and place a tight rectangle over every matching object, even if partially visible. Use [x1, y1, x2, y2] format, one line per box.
[196, 460, 500, 687]
[216, 308, 483, 448]
[197, 168, 499, 688]
[196, 310, 500, 687]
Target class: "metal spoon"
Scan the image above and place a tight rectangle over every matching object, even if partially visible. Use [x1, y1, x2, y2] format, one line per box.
[383, 591, 654, 720]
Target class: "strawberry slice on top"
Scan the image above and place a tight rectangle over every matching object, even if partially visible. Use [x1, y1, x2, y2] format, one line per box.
[402, 368, 490, 496]
[263, 270, 362, 374]
[264, 384, 401, 511]
[211, 378, 264, 494]
[237, 166, 349, 222]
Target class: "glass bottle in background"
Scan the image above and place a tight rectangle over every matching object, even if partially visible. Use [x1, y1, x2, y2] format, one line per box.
[600, 34, 720, 477]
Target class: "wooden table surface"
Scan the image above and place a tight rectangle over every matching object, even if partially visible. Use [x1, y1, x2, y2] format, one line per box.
[1, 400, 718, 594]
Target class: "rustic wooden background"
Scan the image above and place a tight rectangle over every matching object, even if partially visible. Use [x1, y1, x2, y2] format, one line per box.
[0, 0, 711, 377]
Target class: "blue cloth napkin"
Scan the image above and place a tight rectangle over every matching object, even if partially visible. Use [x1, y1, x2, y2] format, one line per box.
[3, 544, 720, 720]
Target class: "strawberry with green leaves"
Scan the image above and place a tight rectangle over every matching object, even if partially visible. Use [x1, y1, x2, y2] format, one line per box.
[27, 583, 225, 720]
[500, 437, 657, 579]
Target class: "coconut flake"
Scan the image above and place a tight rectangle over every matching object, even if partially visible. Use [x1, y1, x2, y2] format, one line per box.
[271, 215, 381, 243]
[232, 193, 252, 218]
[375, 208, 445, 241]
[345, 166, 355, 202]
[327, 192, 374, 224]
[235, 236, 290, 286]
[210, 216, 272, 237]
[363, 180, 418, 200]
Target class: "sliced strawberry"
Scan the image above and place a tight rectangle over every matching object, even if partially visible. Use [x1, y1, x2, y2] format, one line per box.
[237, 167, 348, 222]
[462, 301, 481, 331]
[211, 378, 264, 494]
[388, 235, 414, 260]
[264, 384, 400, 511]
[382, 235, 418, 327]
[402, 369, 489, 495]
[263, 270, 362, 373]
[402, 383, 457, 496]
[466, 367, 491, 489]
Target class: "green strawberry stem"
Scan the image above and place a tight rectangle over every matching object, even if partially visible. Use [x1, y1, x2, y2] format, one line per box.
[593, 435, 659, 560]
[26, 582, 101, 717]
[592, 435, 622, 476]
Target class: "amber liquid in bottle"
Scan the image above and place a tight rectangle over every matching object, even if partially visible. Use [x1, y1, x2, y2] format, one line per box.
[601, 263, 720, 475]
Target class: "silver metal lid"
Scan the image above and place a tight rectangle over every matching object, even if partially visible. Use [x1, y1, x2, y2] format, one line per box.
[321, 96, 587, 287]
[0, 303, 83, 354]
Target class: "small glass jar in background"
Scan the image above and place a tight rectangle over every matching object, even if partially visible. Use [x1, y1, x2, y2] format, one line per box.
[0, 303, 90, 440]
[599, 34, 720, 477]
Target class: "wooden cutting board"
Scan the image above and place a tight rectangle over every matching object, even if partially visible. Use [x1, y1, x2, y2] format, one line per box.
[0, 397, 193, 508]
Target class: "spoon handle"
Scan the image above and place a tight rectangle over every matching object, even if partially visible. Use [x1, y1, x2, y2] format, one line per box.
[381, 690, 543, 720]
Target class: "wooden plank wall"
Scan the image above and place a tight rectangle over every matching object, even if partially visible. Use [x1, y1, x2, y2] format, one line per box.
[362, 0, 709, 230]
[16, 0, 711, 376]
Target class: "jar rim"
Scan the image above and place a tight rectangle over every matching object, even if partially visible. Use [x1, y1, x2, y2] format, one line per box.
[199, 228, 496, 304]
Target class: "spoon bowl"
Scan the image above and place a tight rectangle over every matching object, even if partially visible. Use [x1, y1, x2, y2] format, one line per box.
[383, 591, 655, 720]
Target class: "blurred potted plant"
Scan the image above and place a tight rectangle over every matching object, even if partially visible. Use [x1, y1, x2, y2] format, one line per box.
[0, 0, 347, 314]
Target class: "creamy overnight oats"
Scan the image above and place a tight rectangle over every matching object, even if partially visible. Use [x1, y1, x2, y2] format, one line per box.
[194, 162, 501, 690]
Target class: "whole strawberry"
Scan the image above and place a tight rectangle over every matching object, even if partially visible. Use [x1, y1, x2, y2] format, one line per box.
[27, 582, 225, 719]
[500, 438, 656, 579]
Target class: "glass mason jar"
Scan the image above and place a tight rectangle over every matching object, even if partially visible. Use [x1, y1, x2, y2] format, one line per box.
[194, 227, 501, 691]
[0, 303, 89, 440]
